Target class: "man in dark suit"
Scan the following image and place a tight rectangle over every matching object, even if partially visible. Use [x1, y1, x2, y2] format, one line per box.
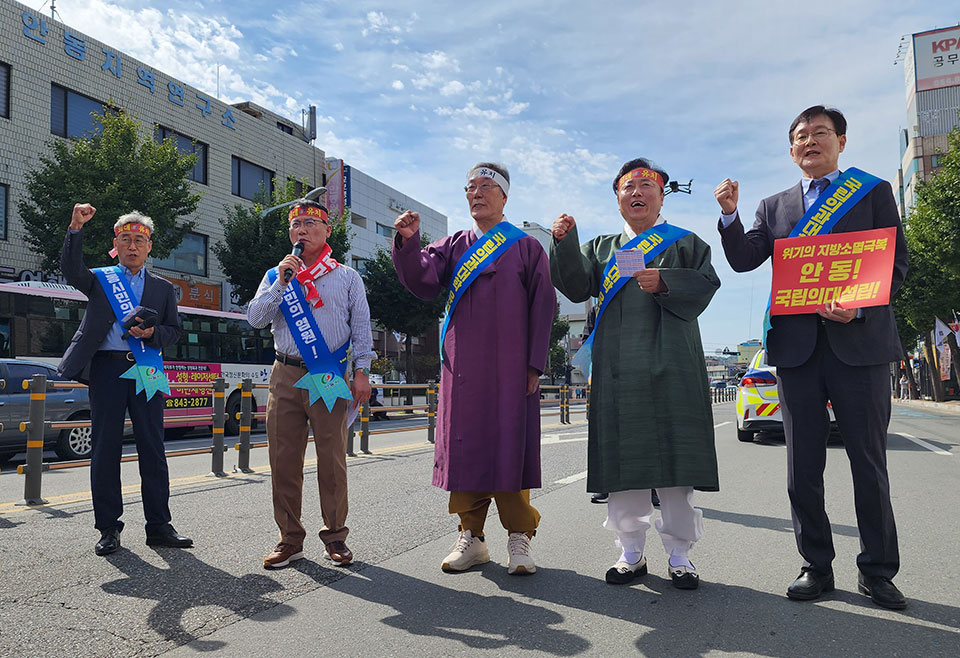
[713, 106, 908, 609]
[59, 203, 192, 556]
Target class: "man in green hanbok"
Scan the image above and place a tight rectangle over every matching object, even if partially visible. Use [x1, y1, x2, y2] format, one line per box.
[550, 157, 720, 589]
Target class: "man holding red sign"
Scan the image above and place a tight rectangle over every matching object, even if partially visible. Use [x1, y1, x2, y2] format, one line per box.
[713, 106, 909, 609]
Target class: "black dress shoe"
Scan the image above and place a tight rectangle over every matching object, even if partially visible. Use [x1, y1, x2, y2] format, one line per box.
[146, 526, 194, 548]
[786, 568, 834, 600]
[95, 527, 121, 556]
[590, 492, 609, 504]
[858, 573, 907, 610]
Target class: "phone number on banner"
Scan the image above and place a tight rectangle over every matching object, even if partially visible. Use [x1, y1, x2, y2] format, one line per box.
[165, 395, 213, 410]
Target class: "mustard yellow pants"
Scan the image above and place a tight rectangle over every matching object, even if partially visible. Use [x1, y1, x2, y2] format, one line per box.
[448, 490, 540, 539]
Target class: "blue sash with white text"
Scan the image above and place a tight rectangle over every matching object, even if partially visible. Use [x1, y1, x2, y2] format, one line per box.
[93, 267, 170, 400]
[571, 223, 691, 378]
[439, 221, 526, 364]
[268, 267, 351, 410]
[761, 167, 883, 345]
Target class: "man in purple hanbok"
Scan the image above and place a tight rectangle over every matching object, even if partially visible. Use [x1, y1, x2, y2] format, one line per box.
[392, 162, 556, 575]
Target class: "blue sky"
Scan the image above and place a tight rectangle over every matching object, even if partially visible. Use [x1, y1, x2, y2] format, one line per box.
[20, 0, 960, 353]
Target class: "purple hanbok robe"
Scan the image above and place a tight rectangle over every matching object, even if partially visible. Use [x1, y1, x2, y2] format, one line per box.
[392, 227, 556, 491]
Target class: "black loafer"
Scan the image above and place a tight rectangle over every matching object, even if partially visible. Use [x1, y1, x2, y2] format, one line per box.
[858, 573, 907, 610]
[787, 568, 834, 600]
[95, 527, 121, 556]
[146, 526, 194, 548]
[605, 556, 647, 584]
[590, 492, 609, 504]
[669, 563, 700, 590]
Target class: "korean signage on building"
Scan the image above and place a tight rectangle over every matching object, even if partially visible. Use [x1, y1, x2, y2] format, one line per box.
[913, 26, 960, 93]
[18, 7, 238, 131]
[166, 276, 221, 311]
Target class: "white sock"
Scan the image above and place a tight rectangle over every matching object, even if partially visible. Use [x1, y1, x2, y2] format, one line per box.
[669, 555, 693, 568]
[619, 550, 643, 565]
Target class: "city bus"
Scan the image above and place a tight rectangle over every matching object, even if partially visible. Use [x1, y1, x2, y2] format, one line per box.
[0, 280, 274, 439]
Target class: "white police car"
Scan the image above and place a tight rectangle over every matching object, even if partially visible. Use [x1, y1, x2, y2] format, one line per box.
[735, 349, 836, 442]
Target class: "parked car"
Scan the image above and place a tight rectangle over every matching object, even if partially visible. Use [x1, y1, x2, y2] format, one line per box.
[0, 358, 92, 461]
[735, 349, 836, 443]
[710, 380, 727, 389]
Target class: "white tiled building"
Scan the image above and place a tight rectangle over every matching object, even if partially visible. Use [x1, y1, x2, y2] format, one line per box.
[0, 0, 446, 314]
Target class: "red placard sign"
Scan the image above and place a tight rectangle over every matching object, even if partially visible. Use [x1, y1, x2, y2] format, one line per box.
[770, 227, 897, 316]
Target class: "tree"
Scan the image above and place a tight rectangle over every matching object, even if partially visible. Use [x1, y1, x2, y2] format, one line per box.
[547, 305, 571, 382]
[362, 235, 446, 384]
[893, 123, 960, 399]
[19, 111, 201, 273]
[213, 178, 353, 306]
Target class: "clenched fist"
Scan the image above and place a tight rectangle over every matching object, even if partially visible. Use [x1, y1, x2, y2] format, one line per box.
[552, 213, 576, 241]
[394, 211, 420, 244]
[714, 179, 739, 215]
[71, 203, 96, 230]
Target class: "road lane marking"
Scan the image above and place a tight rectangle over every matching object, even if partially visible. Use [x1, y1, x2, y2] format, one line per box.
[714, 422, 731, 428]
[554, 470, 587, 485]
[898, 433, 952, 456]
[542, 434, 588, 444]
[0, 441, 435, 514]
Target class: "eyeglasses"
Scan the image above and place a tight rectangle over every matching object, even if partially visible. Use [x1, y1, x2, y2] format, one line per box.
[289, 219, 327, 230]
[117, 236, 149, 247]
[792, 128, 836, 145]
[464, 182, 500, 195]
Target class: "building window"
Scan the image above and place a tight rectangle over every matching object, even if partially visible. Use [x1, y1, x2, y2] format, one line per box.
[277, 122, 293, 135]
[376, 222, 395, 238]
[351, 257, 369, 274]
[931, 154, 943, 169]
[0, 62, 10, 119]
[153, 232, 207, 276]
[50, 84, 108, 138]
[0, 183, 7, 240]
[351, 213, 366, 229]
[231, 156, 274, 201]
[157, 126, 208, 184]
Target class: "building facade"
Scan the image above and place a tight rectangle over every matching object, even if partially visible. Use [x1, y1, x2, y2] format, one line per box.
[0, 0, 446, 317]
[897, 25, 960, 218]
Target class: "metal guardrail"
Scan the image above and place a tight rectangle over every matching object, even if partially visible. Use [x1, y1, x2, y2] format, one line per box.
[5, 373, 735, 505]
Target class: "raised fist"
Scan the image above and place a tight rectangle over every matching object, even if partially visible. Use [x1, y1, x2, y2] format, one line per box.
[713, 179, 739, 215]
[71, 203, 96, 229]
[394, 210, 420, 242]
[552, 213, 576, 241]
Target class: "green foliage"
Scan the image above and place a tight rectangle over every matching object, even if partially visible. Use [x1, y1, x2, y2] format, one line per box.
[18, 111, 201, 273]
[370, 356, 394, 376]
[547, 304, 571, 381]
[212, 177, 354, 306]
[894, 124, 960, 344]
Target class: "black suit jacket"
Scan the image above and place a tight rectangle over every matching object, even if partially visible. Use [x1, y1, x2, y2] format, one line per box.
[719, 178, 908, 368]
[57, 229, 182, 383]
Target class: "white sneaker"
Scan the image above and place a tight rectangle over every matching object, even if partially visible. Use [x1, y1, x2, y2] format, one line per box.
[507, 532, 536, 575]
[441, 530, 490, 572]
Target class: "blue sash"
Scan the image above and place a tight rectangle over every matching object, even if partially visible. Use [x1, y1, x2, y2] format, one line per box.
[761, 167, 883, 345]
[92, 267, 170, 400]
[571, 223, 691, 377]
[439, 221, 526, 363]
[267, 267, 351, 410]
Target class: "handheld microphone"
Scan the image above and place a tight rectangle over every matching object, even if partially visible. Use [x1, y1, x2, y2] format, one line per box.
[283, 241, 305, 283]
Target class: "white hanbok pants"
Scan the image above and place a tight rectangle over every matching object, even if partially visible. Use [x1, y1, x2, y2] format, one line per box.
[603, 486, 704, 558]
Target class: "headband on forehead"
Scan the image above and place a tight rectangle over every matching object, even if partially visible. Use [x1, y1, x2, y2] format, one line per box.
[114, 222, 152, 238]
[467, 167, 510, 196]
[618, 168, 665, 191]
[288, 204, 329, 224]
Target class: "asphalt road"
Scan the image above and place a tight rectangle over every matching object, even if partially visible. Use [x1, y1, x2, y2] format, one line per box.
[0, 401, 957, 657]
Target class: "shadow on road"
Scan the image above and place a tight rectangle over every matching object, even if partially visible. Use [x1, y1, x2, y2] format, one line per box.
[310, 564, 591, 655]
[101, 548, 295, 651]
[482, 566, 960, 657]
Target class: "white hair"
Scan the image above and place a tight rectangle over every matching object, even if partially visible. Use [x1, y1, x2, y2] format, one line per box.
[114, 211, 155, 234]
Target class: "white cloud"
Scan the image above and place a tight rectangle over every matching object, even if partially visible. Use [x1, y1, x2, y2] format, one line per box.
[392, 80, 405, 90]
[440, 80, 465, 96]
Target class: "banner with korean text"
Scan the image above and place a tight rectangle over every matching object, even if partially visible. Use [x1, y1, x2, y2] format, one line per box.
[770, 227, 897, 316]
